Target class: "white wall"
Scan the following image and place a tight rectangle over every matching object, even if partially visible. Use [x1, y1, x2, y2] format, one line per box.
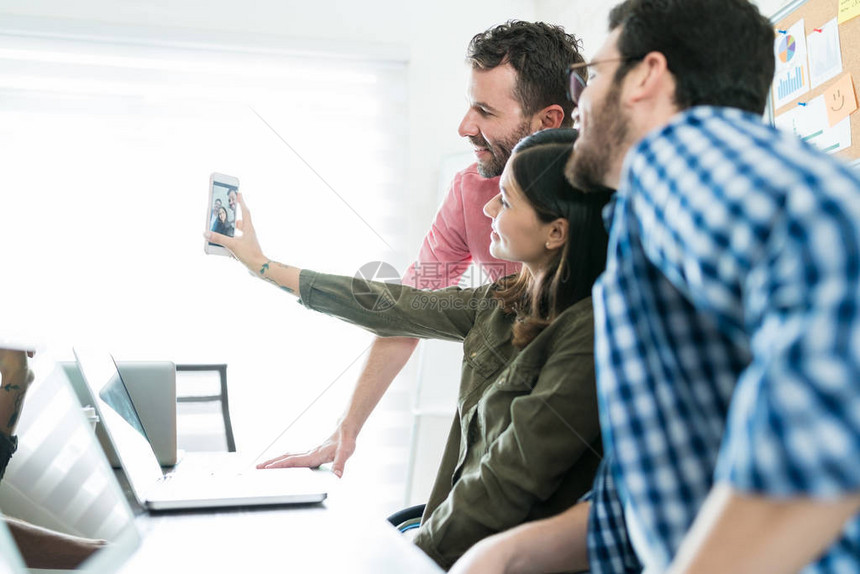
[755, 0, 801, 19]
[536, 1, 613, 59]
[536, 0, 798, 59]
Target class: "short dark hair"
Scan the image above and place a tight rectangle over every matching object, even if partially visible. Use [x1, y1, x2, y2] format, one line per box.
[467, 21, 585, 127]
[609, 0, 774, 114]
[494, 128, 612, 348]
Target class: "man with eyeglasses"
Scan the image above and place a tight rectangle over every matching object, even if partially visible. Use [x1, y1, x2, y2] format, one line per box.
[451, 1, 860, 573]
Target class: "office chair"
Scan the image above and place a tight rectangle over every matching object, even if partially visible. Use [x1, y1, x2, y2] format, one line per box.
[387, 503, 425, 533]
[174, 364, 236, 452]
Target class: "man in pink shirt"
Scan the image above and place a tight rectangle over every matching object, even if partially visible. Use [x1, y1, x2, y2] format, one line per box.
[259, 21, 586, 477]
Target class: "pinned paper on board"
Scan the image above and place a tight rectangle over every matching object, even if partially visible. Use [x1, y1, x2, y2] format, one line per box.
[838, 0, 860, 24]
[824, 73, 858, 127]
[772, 19, 811, 109]
[775, 94, 852, 154]
[807, 18, 843, 88]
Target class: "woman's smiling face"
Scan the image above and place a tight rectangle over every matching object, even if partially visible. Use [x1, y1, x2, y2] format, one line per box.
[482, 161, 554, 270]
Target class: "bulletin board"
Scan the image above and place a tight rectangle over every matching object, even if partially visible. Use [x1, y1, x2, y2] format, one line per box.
[769, 0, 860, 163]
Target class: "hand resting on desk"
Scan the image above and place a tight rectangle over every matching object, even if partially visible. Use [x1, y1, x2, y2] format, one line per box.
[257, 425, 355, 478]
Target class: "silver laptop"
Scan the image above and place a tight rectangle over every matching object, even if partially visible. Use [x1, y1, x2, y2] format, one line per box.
[73, 348, 327, 511]
[0, 357, 140, 573]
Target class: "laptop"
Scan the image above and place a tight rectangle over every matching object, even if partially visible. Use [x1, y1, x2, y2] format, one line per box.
[73, 348, 327, 511]
[0, 357, 140, 573]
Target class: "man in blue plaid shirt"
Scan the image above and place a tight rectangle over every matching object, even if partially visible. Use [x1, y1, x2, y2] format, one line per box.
[451, 0, 860, 573]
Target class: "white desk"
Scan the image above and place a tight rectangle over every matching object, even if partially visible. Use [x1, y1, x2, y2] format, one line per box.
[114, 454, 444, 574]
[119, 504, 443, 573]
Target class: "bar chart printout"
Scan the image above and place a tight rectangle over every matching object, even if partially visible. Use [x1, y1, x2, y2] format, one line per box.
[772, 18, 811, 109]
[778, 66, 805, 101]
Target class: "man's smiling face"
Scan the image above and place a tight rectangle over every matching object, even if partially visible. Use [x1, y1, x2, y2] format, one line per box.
[458, 63, 534, 178]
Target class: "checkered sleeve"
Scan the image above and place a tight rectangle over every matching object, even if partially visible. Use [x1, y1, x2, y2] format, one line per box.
[715, 168, 860, 497]
[629, 108, 860, 498]
[587, 455, 642, 574]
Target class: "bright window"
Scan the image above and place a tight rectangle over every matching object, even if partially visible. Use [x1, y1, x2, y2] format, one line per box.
[0, 28, 412, 513]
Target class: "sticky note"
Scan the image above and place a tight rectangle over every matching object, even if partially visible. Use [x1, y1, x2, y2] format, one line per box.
[824, 73, 857, 127]
[839, 0, 860, 24]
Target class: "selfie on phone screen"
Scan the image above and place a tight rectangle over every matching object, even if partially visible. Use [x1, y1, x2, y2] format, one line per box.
[209, 183, 238, 238]
[204, 173, 240, 256]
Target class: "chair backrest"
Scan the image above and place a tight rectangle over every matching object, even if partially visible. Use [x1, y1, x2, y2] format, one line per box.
[175, 364, 236, 452]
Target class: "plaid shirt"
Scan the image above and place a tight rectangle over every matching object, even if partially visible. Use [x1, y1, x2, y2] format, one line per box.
[588, 106, 860, 573]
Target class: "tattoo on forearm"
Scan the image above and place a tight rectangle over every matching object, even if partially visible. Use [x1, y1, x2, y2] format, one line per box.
[259, 261, 293, 275]
[2, 385, 24, 429]
[7, 393, 23, 428]
[257, 260, 295, 293]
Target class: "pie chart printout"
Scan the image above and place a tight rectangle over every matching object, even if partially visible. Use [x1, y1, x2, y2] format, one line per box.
[779, 34, 796, 63]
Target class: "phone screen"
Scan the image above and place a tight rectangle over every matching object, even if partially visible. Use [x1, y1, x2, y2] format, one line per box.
[208, 181, 239, 244]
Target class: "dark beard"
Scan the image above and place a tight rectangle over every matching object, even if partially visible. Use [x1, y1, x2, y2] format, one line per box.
[472, 121, 533, 178]
[566, 87, 627, 193]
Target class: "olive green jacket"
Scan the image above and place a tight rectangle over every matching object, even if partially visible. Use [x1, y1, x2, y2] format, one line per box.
[298, 271, 602, 571]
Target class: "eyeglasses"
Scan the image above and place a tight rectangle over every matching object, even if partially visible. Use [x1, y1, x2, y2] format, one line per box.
[566, 57, 642, 107]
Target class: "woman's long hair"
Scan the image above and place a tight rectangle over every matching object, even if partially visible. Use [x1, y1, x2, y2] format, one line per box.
[493, 129, 613, 348]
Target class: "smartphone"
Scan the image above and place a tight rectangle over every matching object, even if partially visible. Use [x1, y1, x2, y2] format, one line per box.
[204, 172, 240, 256]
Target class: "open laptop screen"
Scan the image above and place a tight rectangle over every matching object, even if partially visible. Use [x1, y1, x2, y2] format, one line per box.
[96, 362, 148, 441]
[73, 348, 166, 505]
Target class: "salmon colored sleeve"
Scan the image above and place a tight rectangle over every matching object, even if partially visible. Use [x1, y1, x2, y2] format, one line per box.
[402, 170, 473, 290]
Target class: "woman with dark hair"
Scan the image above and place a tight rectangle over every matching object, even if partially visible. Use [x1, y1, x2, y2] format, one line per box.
[490, 130, 611, 350]
[206, 128, 612, 570]
[211, 205, 234, 237]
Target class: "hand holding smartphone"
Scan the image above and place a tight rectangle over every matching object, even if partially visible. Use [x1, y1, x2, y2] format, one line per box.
[205, 172, 241, 256]
[201, 178, 297, 293]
